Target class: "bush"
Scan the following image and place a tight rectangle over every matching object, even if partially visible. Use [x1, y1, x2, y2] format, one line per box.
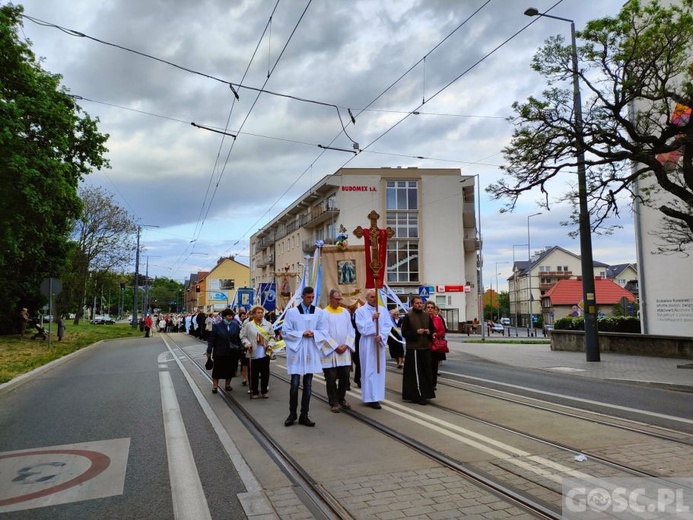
[553, 316, 640, 333]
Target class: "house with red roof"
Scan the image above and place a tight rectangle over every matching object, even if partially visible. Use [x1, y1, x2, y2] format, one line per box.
[542, 278, 636, 325]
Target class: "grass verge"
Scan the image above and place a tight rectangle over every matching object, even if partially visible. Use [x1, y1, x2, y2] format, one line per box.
[0, 322, 143, 384]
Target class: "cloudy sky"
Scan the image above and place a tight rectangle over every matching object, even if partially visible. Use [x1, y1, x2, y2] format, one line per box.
[16, 0, 635, 289]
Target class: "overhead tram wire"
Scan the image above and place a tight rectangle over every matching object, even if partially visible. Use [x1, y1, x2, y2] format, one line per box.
[337, 1, 565, 169]
[190, 0, 314, 247]
[224, 0, 566, 261]
[187, 0, 282, 248]
[222, 0, 499, 260]
[71, 94, 504, 169]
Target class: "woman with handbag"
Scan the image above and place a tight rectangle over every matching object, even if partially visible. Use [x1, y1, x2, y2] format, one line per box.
[426, 302, 449, 390]
[206, 308, 242, 393]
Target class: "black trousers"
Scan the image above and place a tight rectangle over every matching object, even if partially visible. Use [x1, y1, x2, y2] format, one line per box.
[323, 366, 350, 406]
[250, 356, 270, 396]
[289, 374, 313, 416]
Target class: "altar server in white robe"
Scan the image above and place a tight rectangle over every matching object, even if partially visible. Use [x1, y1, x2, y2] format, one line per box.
[282, 286, 329, 427]
[321, 289, 356, 413]
[355, 288, 393, 409]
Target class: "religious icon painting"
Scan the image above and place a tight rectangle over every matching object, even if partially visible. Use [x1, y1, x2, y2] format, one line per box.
[337, 259, 356, 285]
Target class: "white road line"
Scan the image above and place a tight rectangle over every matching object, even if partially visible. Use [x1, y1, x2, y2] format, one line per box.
[446, 372, 693, 425]
[159, 371, 212, 520]
[162, 338, 262, 493]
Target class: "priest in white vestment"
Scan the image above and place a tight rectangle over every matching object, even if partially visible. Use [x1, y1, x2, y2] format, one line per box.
[354, 288, 393, 409]
[282, 286, 330, 426]
[321, 289, 356, 412]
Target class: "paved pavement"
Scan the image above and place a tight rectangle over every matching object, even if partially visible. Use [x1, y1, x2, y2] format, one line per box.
[447, 335, 693, 390]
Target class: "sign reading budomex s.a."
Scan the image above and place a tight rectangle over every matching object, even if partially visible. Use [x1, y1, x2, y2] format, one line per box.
[418, 285, 434, 302]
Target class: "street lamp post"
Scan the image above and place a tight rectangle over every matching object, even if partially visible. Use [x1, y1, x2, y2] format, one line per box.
[527, 213, 542, 337]
[524, 8, 599, 361]
[131, 224, 159, 329]
[461, 175, 484, 341]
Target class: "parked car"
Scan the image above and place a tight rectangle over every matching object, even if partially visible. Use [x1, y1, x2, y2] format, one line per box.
[490, 322, 505, 333]
[543, 324, 554, 335]
[500, 317, 511, 325]
[91, 314, 116, 325]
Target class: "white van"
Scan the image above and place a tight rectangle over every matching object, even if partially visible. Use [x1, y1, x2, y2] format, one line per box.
[500, 317, 511, 325]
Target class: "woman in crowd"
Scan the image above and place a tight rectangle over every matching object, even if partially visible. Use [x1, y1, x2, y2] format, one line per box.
[240, 305, 274, 399]
[206, 308, 242, 393]
[425, 301, 447, 390]
[387, 309, 405, 369]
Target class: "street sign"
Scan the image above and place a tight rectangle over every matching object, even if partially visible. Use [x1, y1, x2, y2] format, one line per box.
[40, 278, 62, 297]
[418, 285, 434, 302]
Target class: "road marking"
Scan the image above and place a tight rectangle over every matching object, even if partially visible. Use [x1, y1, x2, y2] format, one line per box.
[159, 371, 212, 520]
[0, 438, 129, 513]
[161, 338, 262, 493]
[446, 372, 693, 425]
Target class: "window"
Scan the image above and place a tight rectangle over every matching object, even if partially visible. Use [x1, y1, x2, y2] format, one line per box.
[386, 180, 419, 283]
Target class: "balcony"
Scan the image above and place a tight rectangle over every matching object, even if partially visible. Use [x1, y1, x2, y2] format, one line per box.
[256, 255, 274, 269]
[257, 235, 274, 249]
[302, 237, 337, 253]
[302, 202, 340, 229]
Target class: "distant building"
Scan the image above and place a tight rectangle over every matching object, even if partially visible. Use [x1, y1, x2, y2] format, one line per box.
[249, 167, 480, 330]
[508, 246, 612, 328]
[542, 279, 636, 324]
[185, 257, 250, 313]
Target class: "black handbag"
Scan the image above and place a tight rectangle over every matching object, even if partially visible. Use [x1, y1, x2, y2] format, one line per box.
[205, 357, 213, 370]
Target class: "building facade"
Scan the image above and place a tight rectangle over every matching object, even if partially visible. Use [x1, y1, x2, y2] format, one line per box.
[185, 257, 249, 313]
[250, 167, 479, 330]
[508, 246, 611, 327]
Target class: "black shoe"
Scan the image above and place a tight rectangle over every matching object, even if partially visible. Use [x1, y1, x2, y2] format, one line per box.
[212, 387, 218, 394]
[284, 413, 297, 427]
[417, 398, 428, 405]
[368, 402, 382, 409]
[298, 415, 315, 427]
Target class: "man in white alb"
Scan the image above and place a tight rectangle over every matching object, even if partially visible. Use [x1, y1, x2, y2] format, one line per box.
[321, 289, 355, 413]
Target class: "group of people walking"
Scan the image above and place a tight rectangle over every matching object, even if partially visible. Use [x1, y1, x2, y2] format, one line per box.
[202, 286, 448, 428]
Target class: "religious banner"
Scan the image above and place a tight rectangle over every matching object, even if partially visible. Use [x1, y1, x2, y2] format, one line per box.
[258, 282, 276, 312]
[353, 210, 394, 290]
[322, 245, 366, 307]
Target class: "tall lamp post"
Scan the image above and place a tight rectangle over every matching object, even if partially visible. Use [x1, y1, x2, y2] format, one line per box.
[527, 213, 542, 337]
[461, 175, 484, 341]
[524, 8, 599, 361]
[131, 224, 159, 329]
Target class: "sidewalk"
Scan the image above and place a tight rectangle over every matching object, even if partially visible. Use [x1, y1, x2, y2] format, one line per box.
[448, 336, 693, 391]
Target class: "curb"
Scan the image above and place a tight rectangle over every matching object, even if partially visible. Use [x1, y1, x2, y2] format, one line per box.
[0, 340, 105, 397]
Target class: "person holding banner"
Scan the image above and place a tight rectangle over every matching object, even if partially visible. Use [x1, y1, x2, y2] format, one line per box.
[240, 305, 274, 399]
[321, 289, 355, 413]
[282, 286, 329, 427]
[355, 289, 393, 409]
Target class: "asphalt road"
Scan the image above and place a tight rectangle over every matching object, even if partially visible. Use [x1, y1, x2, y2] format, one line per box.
[0, 337, 246, 519]
[441, 352, 693, 432]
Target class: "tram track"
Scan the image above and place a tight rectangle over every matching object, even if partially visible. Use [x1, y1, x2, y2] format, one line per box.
[166, 334, 692, 519]
[165, 335, 354, 520]
[169, 335, 561, 519]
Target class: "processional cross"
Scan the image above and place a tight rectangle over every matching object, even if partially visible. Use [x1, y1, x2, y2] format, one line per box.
[353, 210, 394, 373]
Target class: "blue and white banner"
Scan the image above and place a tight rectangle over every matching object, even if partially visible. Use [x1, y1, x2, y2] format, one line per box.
[236, 288, 254, 310]
[259, 283, 276, 312]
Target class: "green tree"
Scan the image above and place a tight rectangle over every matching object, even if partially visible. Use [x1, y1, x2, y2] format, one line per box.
[489, 0, 693, 253]
[0, 5, 109, 333]
[67, 186, 136, 324]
